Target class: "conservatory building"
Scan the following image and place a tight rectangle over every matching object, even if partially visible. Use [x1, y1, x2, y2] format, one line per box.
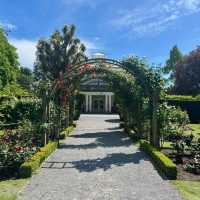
[79, 53, 115, 113]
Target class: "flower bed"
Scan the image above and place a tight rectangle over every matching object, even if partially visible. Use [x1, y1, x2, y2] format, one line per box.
[19, 141, 58, 178]
[0, 124, 39, 178]
[161, 139, 200, 180]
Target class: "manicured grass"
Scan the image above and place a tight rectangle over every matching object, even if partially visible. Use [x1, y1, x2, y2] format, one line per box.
[0, 178, 29, 200]
[172, 181, 200, 200]
[186, 124, 200, 141]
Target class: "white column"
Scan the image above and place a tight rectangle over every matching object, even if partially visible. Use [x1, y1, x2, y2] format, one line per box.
[105, 95, 108, 112]
[89, 95, 92, 112]
[109, 95, 112, 113]
[85, 94, 88, 112]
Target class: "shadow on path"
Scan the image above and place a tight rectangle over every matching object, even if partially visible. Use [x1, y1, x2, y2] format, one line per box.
[59, 131, 132, 149]
[43, 151, 148, 172]
[105, 119, 121, 123]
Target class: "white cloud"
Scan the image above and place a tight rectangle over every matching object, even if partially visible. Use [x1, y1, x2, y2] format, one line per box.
[10, 38, 37, 69]
[81, 38, 102, 56]
[111, 0, 200, 38]
[180, 0, 200, 10]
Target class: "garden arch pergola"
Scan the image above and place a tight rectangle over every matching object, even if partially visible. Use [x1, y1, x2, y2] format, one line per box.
[73, 57, 160, 147]
[49, 57, 161, 147]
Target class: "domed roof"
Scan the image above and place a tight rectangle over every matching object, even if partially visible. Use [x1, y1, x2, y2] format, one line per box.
[92, 53, 105, 58]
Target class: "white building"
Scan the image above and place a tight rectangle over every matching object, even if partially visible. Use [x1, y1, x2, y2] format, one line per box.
[79, 53, 115, 113]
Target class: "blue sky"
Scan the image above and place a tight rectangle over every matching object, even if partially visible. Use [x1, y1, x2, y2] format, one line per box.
[1, 0, 200, 69]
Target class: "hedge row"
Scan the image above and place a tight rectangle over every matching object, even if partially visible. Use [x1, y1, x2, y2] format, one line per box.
[59, 123, 76, 139]
[164, 95, 200, 101]
[140, 140, 177, 179]
[19, 141, 58, 178]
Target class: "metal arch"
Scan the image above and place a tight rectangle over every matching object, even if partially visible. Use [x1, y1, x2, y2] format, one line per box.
[72, 58, 133, 74]
[72, 58, 154, 97]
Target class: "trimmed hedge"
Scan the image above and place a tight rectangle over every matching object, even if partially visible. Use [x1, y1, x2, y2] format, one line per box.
[140, 140, 177, 179]
[165, 95, 200, 101]
[59, 124, 76, 139]
[19, 142, 58, 178]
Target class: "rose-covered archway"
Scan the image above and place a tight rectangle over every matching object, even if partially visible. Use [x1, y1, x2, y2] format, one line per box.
[48, 56, 162, 147]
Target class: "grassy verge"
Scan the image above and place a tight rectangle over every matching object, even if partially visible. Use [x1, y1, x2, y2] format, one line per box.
[186, 124, 200, 141]
[0, 178, 29, 200]
[172, 180, 200, 200]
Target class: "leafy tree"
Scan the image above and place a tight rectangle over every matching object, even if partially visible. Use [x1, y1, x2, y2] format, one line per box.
[0, 28, 19, 89]
[34, 24, 86, 133]
[34, 24, 86, 81]
[174, 46, 200, 95]
[163, 45, 183, 84]
[17, 67, 34, 92]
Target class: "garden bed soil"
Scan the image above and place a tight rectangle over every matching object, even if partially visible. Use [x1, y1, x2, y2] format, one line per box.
[161, 149, 200, 181]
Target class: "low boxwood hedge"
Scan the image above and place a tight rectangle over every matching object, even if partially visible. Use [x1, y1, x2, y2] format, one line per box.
[164, 95, 200, 102]
[19, 141, 58, 178]
[140, 140, 177, 179]
[59, 124, 76, 139]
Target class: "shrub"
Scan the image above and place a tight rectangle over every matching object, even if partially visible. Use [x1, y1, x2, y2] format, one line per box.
[140, 140, 177, 179]
[184, 140, 200, 174]
[19, 141, 57, 178]
[157, 102, 189, 144]
[164, 96, 200, 123]
[0, 98, 42, 129]
[0, 121, 38, 169]
[73, 110, 80, 120]
[59, 124, 76, 139]
[185, 154, 200, 174]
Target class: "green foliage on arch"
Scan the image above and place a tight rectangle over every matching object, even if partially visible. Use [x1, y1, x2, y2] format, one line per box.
[79, 55, 163, 137]
[121, 56, 163, 96]
[33, 23, 163, 147]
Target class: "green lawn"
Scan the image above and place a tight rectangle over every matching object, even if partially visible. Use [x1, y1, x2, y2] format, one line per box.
[172, 181, 200, 200]
[0, 178, 29, 200]
[186, 124, 200, 141]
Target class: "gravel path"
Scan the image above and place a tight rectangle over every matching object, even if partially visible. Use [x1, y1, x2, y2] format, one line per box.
[18, 114, 183, 200]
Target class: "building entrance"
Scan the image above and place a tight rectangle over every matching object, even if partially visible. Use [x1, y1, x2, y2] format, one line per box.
[92, 95, 105, 113]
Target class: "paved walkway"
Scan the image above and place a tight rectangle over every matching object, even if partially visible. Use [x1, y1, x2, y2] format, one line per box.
[18, 114, 183, 200]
